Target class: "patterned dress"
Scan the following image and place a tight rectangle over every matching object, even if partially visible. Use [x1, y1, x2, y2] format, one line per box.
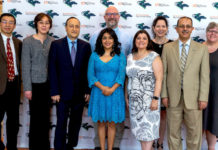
[126, 51, 160, 141]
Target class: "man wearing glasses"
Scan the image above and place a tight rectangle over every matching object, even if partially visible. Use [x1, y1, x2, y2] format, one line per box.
[0, 13, 22, 150]
[89, 6, 132, 150]
[161, 16, 210, 150]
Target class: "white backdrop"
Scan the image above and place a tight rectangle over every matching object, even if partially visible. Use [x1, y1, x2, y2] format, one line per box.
[2, 0, 218, 149]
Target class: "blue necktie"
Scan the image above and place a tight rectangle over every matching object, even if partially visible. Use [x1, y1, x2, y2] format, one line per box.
[71, 41, 76, 66]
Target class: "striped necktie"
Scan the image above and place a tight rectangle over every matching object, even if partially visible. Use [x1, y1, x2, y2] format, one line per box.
[180, 43, 188, 88]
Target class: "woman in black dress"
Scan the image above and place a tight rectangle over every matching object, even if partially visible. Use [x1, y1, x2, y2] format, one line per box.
[203, 22, 218, 150]
[151, 16, 172, 150]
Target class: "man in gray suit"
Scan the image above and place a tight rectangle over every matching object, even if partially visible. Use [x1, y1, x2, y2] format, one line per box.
[161, 16, 210, 150]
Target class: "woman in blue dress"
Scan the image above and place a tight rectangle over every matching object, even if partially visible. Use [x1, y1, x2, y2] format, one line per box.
[88, 28, 126, 150]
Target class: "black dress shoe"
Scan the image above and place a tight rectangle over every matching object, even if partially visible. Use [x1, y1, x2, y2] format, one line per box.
[113, 148, 120, 150]
[95, 147, 101, 150]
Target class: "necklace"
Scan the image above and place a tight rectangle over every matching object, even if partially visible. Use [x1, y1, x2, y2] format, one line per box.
[159, 44, 162, 48]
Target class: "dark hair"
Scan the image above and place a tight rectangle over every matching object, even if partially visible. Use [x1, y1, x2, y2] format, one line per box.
[0, 13, 16, 24]
[95, 28, 121, 56]
[65, 17, 80, 26]
[132, 30, 153, 53]
[152, 16, 169, 37]
[177, 16, 193, 27]
[34, 13, 52, 33]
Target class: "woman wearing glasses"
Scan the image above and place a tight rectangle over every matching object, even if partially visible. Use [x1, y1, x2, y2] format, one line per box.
[203, 22, 218, 150]
[21, 13, 54, 150]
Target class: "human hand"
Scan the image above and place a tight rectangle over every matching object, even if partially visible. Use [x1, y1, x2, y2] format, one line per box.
[24, 91, 32, 100]
[51, 95, 60, 102]
[102, 86, 113, 96]
[84, 94, 90, 102]
[198, 101, 208, 110]
[150, 100, 158, 110]
[162, 98, 169, 108]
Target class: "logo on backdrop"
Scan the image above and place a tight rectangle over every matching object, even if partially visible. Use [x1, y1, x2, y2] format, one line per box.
[45, 10, 59, 18]
[8, 8, 22, 17]
[155, 12, 169, 18]
[136, 23, 150, 30]
[192, 36, 205, 43]
[82, 123, 94, 131]
[137, 0, 151, 9]
[100, 22, 106, 28]
[27, 0, 40, 6]
[82, 33, 90, 41]
[48, 33, 60, 39]
[100, 0, 114, 7]
[175, 1, 189, 10]
[64, 0, 77, 7]
[193, 13, 206, 22]
[27, 20, 35, 29]
[120, 11, 132, 20]
[12, 32, 23, 38]
[82, 10, 96, 19]
[213, 2, 218, 9]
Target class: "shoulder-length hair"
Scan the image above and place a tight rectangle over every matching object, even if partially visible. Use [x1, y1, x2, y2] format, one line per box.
[34, 13, 52, 33]
[95, 27, 121, 56]
[132, 30, 153, 53]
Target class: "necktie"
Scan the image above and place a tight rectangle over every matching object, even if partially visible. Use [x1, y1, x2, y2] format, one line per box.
[71, 41, 76, 66]
[180, 43, 188, 88]
[6, 38, 15, 81]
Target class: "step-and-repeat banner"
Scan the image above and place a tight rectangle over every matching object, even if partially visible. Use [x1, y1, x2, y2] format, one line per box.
[1, 0, 218, 149]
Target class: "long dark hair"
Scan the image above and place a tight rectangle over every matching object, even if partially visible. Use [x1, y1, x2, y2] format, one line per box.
[132, 30, 153, 53]
[95, 28, 121, 56]
[152, 16, 169, 38]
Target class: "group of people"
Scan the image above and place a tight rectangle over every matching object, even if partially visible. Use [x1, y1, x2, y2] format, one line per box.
[0, 5, 217, 150]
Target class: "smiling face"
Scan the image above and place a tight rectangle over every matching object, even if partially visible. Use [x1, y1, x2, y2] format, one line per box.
[135, 33, 148, 50]
[206, 27, 218, 43]
[65, 18, 80, 41]
[104, 6, 120, 29]
[0, 16, 16, 37]
[102, 32, 114, 51]
[153, 19, 168, 38]
[37, 16, 51, 34]
[176, 18, 194, 42]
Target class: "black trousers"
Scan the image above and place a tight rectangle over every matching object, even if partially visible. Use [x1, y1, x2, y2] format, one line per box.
[0, 77, 20, 150]
[29, 82, 51, 150]
[54, 99, 85, 150]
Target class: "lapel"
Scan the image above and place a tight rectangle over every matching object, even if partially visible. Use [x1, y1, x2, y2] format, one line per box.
[74, 39, 83, 68]
[172, 40, 180, 67]
[0, 34, 7, 61]
[12, 36, 20, 68]
[184, 40, 195, 70]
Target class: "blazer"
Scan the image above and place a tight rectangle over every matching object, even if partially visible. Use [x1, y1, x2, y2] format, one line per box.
[48, 37, 91, 102]
[0, 34, 22, 95]
[161, 39, 210, 109]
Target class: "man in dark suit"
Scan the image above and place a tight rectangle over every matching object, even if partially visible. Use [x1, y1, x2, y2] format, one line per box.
[0, 13, 22, 150]
[48, 17, 91, 150]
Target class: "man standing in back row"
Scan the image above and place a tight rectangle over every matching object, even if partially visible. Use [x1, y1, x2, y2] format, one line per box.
[89, 6, 132, 150]
[161, 16, 210, 150]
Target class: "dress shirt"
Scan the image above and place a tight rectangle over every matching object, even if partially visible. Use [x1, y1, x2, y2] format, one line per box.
[2, 34, 18, 75]
[89, 27, 132, 56]
[67, 36, 78, 53]
[179, 38, 191, 57]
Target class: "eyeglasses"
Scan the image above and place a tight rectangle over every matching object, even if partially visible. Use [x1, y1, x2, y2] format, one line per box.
[0, 20, 15, 25]
[178, 25, 193, 29]
[207, 30, 218, 34]
[105, 13, 119, 17]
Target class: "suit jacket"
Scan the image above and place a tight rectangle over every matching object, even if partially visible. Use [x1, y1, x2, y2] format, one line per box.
[161, 39, 210, 109]
[48, 37, 91, 102]
[0, 33, 22, 95]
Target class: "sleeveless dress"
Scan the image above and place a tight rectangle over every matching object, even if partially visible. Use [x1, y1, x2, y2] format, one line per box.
[88, 52, 126, 123]
[126, 51, 160, 141]
[203, 49, 218, 136]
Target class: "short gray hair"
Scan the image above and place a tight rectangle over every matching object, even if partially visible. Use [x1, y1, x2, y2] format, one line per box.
[206, 22, 218, 32]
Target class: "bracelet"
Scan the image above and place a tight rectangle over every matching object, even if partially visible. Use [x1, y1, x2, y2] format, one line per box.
[153, 96, 159, 100]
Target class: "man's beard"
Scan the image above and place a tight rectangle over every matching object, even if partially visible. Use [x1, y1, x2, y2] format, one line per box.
[107, 20, 118, 28]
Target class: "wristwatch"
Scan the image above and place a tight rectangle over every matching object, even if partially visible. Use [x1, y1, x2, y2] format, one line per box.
[152, 96, 159, 100]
